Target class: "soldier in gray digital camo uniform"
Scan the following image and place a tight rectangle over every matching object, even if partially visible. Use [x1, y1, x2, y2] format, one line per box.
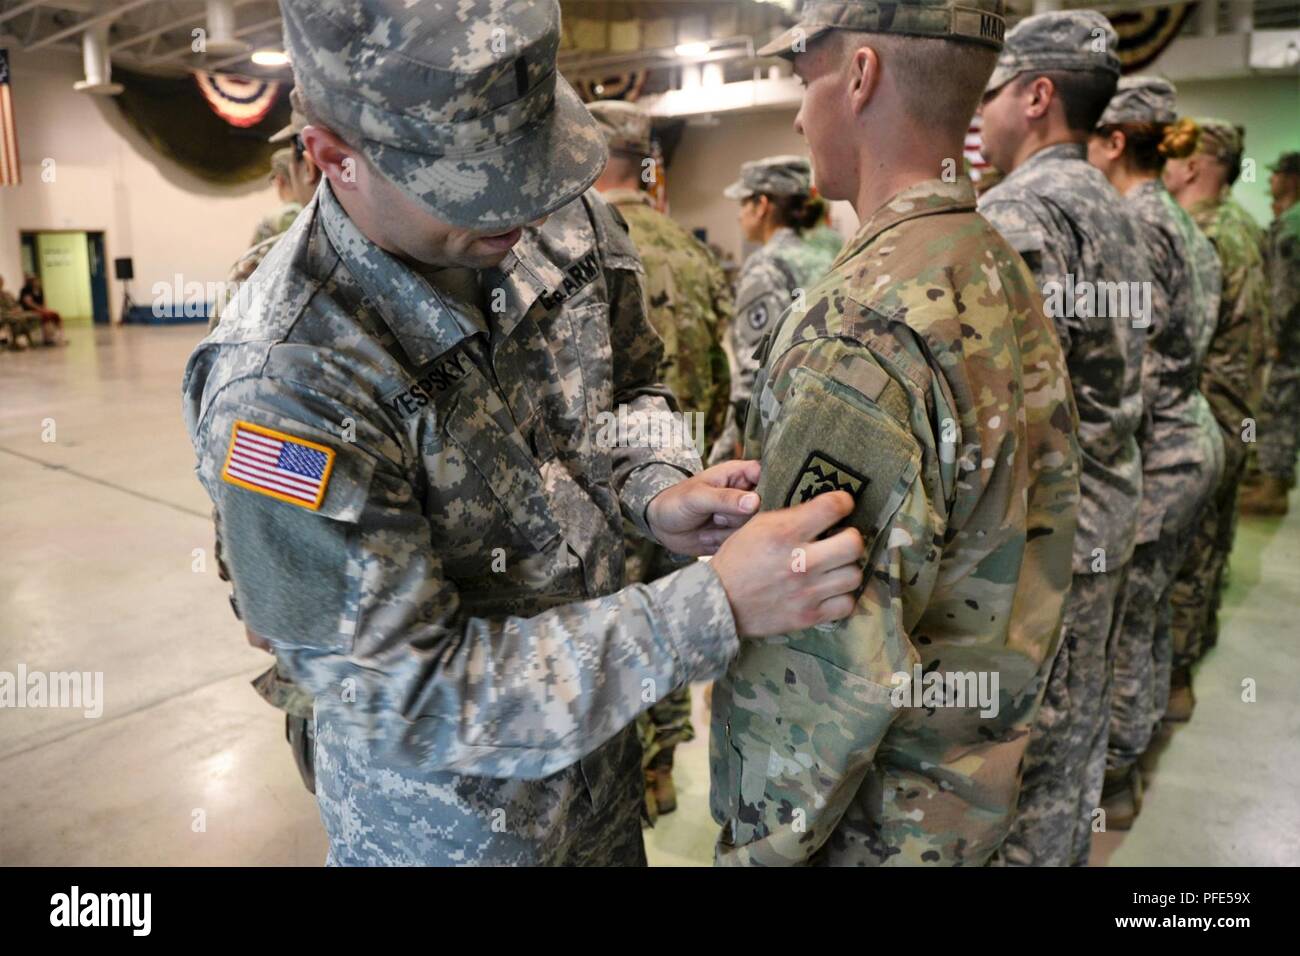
[1089, 77, 1224, 828]
[710, 156, 839, 463]
[183, 0, 865, 866]
[976, 10, 1147, 867]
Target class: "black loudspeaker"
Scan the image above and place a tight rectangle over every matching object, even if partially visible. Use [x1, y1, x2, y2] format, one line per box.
[114, 257, 134, 281]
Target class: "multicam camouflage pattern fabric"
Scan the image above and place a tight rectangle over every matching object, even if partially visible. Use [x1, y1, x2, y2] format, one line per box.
[979, 142, 1145, 571]
[279, 0, 608, 232]
[1258, 200, 1300, 483]
[757, 0, 1007, 58]
[712, 227, 838, 462]
[994, 566, 1126, 866]
[603, 186, 735, 783]
[1109, 180, 1224, 773]
[1169, 191, 1269, 666]
[250, 200, 303, 247]
[207, 232, 284, 333]
[0, 287, 42, 345]
[709, 177, 1080, 865]
[183, 183, 741, 865]
[985, 9, 1119, 94]
[977, 140, 1146, 867]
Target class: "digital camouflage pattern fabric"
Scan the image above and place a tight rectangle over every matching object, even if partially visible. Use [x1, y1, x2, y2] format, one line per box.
[184, 182, 740, 865]
[1258, 200, 1300, 484]
[250, 200, 303, 247]
[1109, 181, 1223, 773]
[709, 177, 1080, 866]
[984, 9, 1119, 94]
[712, 227, 838, 462]
[1169, 189, 1269, 667]
[279, 0, 609, 232]
[602, 185, 735, 800]
[978, 138, 1148, 867]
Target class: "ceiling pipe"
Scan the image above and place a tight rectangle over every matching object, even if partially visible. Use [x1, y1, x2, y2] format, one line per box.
[73, 21, 125, 95]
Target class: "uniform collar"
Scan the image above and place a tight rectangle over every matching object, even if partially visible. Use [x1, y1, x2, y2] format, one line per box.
[833, 177, 976, 270]
[601, 187, 653, 208]
[317, 182, 484, 369]
[995, 141, 1088, 194]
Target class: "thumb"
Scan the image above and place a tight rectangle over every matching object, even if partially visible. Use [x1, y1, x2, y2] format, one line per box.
[681, 481, 761, 518]
[789, 489, 855, 538]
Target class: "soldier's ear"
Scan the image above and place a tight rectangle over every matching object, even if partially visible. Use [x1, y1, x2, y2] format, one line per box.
[847, 43, 882, 116]
[300, 125, 362, 193]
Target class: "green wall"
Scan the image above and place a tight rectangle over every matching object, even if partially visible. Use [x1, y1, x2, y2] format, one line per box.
[1177, 75, 1300, 228]
[35, 232, 92, 324]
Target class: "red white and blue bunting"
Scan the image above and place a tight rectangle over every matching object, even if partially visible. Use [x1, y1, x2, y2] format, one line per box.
[193, 71, 281, 128]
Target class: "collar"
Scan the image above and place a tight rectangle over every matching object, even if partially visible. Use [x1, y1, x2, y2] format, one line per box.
[601, 187, 653, 208]
[1001, 141, 1088, 188]
[317, 182, 483, 370]
[833, 177, 977, 270]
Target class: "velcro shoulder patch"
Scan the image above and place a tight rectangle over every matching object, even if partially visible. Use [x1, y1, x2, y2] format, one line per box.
[222, 420, 336, 510]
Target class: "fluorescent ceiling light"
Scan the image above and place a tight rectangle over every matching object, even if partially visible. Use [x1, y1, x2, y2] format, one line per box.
[251, 49, 289, 67]
[674, 42, 711, 57]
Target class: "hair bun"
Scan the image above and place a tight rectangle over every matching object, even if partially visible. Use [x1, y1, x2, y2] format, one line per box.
[1159, 117, 1200, 159]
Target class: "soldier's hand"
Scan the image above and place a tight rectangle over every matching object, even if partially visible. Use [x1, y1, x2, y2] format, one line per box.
[645, 459, 763, 555]
[708, 490, 864, 638]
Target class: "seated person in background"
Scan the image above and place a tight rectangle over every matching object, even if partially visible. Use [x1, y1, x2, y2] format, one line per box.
[0, 275, 43, 351]
[19, 274, 65, 346]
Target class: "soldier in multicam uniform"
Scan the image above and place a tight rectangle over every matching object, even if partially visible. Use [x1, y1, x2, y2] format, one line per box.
[1242, 152, 1300, 515]
[0, 275, 44, 351]
[710, 156, 839, 464]
[709, 0, 1081, 866]
[1089, 78, 1224, 828]
[184, 0, 867, 866]
[975, 10, 1146, 867]
[1163, 120, 1270, 719]
[588, 99, 735, 821]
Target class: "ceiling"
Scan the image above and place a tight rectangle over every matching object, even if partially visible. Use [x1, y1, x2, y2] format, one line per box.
[0, 0, 1295, 83]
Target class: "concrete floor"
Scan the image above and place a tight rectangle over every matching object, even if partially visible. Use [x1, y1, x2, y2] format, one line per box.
[1, 325, 1296, 866]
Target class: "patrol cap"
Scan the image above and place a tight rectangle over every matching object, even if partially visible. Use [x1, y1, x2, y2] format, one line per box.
[268, 93, 308, 144]
[1098, 75, 1178, 127]
[1194, 117, 1242, 163]
[757, 0, 1007, 59]
[724, 155, 813, 201]
[586, 100, 652, 157]
[269, 147, 295, 179]
[1269, 151, 1300, 176]
[279, 0, 607, 232]
[985, 10, 1120, 94]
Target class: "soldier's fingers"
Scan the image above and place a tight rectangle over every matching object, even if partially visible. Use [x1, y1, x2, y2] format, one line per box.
[808, 564, 865, 602]
[683, 482, 760, 518]
[803, 525, 865, 571]
[786, 490, 855, 538]
[816, 593, 857, 625]
[711, 512, 750, 528]
[697, 458, 760, 489]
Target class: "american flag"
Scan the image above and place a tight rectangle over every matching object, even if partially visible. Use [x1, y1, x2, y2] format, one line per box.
[222, 421, 335, 510]
[0, 49, 20, 186]
[965, 114, 989, 183]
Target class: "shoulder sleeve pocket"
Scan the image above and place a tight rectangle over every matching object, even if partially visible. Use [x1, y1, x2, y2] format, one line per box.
[756, 366, 920, 557]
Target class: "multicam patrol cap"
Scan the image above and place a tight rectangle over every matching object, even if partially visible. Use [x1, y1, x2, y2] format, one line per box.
[1098, 75, 1178, 127]
[985, 9, 1120, 94]
[279, 0, 607, 232]
[724, 155, 813, 200]
[1194, 117, 1243, 163]
[757, 0, 1007, 59]
[586, 100, 652, 157]
[269, 147, 295, 180]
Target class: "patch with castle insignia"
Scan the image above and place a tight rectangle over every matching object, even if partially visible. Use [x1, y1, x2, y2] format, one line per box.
[786, 451, 869, 507]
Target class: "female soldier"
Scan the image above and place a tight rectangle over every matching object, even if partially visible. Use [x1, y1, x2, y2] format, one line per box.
[710, 155, 840, 462]
[1088, 77, 1224, 828]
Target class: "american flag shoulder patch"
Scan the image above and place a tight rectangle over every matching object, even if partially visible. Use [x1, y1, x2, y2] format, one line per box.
[221, 420, 336, 511]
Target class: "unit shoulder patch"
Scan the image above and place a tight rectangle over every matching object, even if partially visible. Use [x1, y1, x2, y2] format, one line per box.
[786, 451, 869, 506]
[222, 420, 336, 510]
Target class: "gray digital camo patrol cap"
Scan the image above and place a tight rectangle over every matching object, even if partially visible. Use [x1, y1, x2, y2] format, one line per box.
[757, 0, 1007, 59]
[1098, 75, 1178, 127]
[724, 155, 813, 200]
[280, 0, 607, 231]
[985, 10, 1120, 94]
[586, 100, 652, 157]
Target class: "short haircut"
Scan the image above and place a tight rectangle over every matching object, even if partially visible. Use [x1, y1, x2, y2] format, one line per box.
[824, 31, 998, 136]
[1016, 69, 1117, 134]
